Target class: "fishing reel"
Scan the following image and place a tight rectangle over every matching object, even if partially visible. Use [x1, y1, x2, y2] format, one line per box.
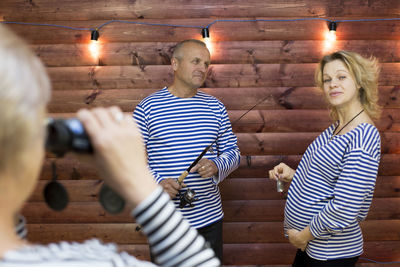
[176, 170, 198, 208]
[179, 188, 197, 208]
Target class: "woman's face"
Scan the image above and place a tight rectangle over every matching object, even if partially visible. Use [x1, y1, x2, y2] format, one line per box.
[322, 59, 360, 110]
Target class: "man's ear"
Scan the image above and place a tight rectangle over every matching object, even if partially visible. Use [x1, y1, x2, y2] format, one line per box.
[171, 57, 179, 71]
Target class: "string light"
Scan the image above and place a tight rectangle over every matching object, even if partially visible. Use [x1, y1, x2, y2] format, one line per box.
[89, 29, 100, 60]
[324, 21, 337, 51]
[201, 27, 212, 54]
[2, 17, 400, 60]
[327, 21, 337, 42]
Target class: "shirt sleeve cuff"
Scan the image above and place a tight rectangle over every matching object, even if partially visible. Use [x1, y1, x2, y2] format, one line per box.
[131, 186, 164, 218]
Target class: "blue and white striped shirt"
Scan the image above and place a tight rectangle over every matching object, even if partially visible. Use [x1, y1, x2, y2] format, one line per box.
[2, 187, 220, 267]
[284, 123, 381, 260]
[133, 87, 240, 229]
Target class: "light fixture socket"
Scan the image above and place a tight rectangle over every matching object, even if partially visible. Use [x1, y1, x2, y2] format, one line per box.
[329, 21, 337, 32]
[91, 29, 99, 41]
[202, 28, 210, 38]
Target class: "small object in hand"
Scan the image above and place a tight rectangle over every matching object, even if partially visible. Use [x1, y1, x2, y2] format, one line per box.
[277, 180, 284, 193]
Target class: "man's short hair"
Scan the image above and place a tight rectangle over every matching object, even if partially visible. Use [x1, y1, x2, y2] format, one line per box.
[172, 39, 209, 60]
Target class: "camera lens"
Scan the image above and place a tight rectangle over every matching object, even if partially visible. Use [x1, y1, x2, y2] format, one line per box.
[46, 118, 93, 157]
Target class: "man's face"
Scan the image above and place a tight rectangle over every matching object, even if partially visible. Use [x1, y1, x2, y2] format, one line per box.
[172, 43, 211, 89]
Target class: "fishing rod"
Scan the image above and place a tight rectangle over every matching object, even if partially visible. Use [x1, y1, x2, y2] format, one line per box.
[177, 94, 272, 208]
[102, 93, 272, 214]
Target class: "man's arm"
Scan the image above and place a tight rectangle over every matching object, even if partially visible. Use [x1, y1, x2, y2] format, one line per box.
[211, 103, 240, 184]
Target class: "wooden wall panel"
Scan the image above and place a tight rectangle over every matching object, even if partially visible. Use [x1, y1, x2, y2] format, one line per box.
[38, 154, 400, 181]
[30, 40, 400, 67]
[47, 86, 400, 113]
[44, 63, 400, 90]
[22, 198, 400, 224]
[29, 175, 400, 203]
[5, 19, 400, 44]
[26, 220, 400, 244]
[1, 0, 399, 265]
[2, 0, 400, 21]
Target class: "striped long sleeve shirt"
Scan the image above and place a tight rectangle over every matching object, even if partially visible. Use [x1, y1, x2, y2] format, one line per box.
[133, 87, 240, 229]
[2, 187, 220, 267]
[284, 123, 381, 260]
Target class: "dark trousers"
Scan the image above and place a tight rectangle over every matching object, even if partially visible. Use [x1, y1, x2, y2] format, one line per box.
[149, 219, 223, 263]
[292, 249, 359, 267]
[197, 219, 223, 263]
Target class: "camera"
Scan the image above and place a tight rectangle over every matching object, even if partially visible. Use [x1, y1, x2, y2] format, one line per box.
[46, 118, 93, 157]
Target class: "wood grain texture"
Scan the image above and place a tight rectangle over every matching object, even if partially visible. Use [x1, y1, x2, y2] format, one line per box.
[5, 18, 400, 44]
[30, 40, 400, 67]
[45, 108, 400, 134]
[38, 154, 400, 181]
[29, 175, 400, 203]
[2, 0, 399, 21]
[2, 0, 399, 264]
[22, 198, 400, 223]
[47, 86, 400, 113]
[44, 63, 400, 90]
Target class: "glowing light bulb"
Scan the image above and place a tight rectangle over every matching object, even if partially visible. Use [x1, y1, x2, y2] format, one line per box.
[89, 29, 100, 60]
[323, 22, 337, 51]
[89, 40, 100, 60]
[326, 30, 336, 42]
[202, 28, 212, 54]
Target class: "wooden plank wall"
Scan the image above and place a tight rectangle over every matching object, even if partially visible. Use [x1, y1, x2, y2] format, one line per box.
[1, 0, 400, 265]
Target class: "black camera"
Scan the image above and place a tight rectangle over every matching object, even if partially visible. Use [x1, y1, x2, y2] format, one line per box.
[45, 118, 125, 214]
[46, 118, 93, 157]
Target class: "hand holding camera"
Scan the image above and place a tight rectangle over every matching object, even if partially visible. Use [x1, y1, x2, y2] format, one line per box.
[45, 107, 157, 213]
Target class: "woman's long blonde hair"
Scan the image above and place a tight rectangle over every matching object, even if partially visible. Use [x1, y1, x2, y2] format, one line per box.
[315, 50, 381, 120]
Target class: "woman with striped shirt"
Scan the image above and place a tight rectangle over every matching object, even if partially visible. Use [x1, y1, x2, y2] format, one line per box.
[269, 51, 381, 267]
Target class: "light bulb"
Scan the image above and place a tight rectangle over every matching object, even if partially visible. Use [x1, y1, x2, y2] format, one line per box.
[89, 29, 100, 60]
[202, 28, 212, 54]
[324, 22, 337, 51]
[89, 40, 100, 60]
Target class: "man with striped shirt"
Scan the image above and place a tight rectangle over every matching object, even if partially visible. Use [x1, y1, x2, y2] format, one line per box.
[134, 39, 240, 262]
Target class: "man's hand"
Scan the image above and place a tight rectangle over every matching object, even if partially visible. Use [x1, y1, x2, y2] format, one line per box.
[287, 227, 314, 251]
[159, 178, 185, 199]
[191, 158, 218, 178]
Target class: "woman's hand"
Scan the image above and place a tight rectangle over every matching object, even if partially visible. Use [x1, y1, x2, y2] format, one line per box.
[287, 227, 314, 251]
[268, 162, 295, 183]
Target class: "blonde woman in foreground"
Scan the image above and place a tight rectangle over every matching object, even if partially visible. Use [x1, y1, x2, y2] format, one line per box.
[0, 24, 219, 267]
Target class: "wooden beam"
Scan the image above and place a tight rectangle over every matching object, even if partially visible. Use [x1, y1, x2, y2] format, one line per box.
[30, 40, 400, 67]
[22, 198, 399, 223]
[5, 18, 400, 44]
[44, 63, 400, 90]
[2, 0, 399, 21]
[46, 86, 400, 112]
